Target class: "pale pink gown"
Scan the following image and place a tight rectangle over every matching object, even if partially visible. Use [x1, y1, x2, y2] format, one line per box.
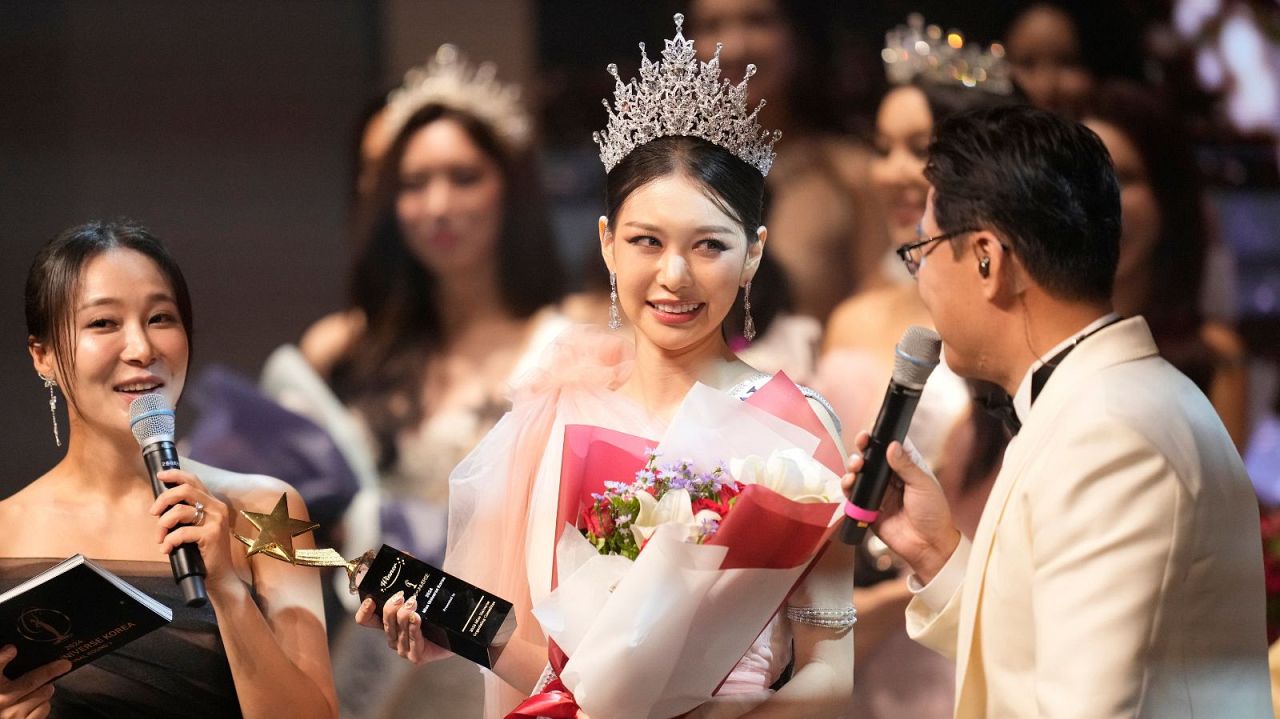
[446, 327, 799, 719]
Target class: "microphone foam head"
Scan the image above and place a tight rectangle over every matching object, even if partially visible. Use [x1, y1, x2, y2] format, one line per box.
[128, 393, 175, 447]
[893, 325, 943, 389]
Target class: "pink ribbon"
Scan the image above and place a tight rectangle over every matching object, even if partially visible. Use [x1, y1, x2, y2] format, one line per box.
[505, 643, 582, 719]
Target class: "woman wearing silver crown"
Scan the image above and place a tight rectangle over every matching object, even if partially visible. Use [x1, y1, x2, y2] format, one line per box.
[360, 14, 854, 719]
[247, 43, 568, 716]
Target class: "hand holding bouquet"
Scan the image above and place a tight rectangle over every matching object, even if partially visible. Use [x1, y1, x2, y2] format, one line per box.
[514, 375, 847, 719]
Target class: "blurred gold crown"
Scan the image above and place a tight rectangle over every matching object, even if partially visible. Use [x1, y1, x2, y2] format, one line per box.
[381, 44, 531, 150]
[593, 13, 779, 176]
[882, 14, 1013, 95]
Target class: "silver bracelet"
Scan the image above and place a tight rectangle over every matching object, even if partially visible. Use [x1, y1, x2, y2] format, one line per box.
[785, 605, 857, 630]
[532, 663, 557, 693]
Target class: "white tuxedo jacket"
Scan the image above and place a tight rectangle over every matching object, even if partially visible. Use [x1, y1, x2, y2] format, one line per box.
[906, 317, 1272, 718]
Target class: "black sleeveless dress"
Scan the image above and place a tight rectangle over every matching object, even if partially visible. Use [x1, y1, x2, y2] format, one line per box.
[0, 558, 243, 718]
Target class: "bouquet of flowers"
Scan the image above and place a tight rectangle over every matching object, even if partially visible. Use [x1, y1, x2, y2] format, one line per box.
[581, 450, 741, 559]
[513, 374, 847, 719]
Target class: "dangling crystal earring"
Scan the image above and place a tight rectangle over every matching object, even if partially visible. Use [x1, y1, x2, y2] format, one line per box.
[608, 273, 622, 330]
[742, 281, 756, 342]
[39, 374, 61, 447]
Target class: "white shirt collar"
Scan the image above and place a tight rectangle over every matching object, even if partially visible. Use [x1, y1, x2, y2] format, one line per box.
[1012, 313, 1121, 425]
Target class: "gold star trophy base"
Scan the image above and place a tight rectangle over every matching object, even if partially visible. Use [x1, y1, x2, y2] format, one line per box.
[230, 492, 376, 593]
[233, 492, 515, 668]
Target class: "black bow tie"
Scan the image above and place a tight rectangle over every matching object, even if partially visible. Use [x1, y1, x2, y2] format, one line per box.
[977, 317, 1123, 436]
[977, 387, 1021, 435]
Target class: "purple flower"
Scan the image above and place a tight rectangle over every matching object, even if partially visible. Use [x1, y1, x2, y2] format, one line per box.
[632, 469, 657, 490]
[697, 516, 721, 540]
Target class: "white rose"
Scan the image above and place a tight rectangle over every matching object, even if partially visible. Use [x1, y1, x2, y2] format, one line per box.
[631, 488, 699, 546]
[730, 448, 840, 503]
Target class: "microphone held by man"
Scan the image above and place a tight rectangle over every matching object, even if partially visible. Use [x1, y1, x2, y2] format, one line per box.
[839, 325, 941, 545]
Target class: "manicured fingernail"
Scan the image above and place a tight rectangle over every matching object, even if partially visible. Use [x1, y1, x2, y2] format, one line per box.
[404, 597, 417, 611]
[390, 591, 404, 604]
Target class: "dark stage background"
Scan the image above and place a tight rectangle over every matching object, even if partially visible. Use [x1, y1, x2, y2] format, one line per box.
[1, 1, 1276, 497]
[0, 0, 538, 493]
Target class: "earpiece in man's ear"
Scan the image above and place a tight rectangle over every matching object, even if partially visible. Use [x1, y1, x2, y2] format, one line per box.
[979, 256, 991, 278]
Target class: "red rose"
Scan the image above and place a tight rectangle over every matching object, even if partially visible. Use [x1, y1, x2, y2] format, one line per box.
[582, 508, 601, 538]
[583, 500, 614, 539]
[1263, 512, 1280, 537]
[717, 482, 742, 506]
[692, 497, 728, 516]
[1268, 572, 1280, 595]
[598, 503, 616, 535]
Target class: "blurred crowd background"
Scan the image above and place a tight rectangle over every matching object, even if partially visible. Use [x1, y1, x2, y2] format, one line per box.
[2, 1, 1280, 716]
[2, 0, 1278, 486]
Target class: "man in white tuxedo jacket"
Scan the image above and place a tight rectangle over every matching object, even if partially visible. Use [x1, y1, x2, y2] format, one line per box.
[846, 105, 1272, 718]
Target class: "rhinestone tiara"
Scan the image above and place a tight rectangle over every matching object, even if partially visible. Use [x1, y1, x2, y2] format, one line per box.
[882, 14, 1013, 95]
[593, 13, 780, 176]
[380, 44, 531, 151]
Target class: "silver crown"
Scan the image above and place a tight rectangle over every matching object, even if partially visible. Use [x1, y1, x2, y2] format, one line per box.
[882, 14, 1013, 95]
[593, 13, 780, 176]
[380, 44, 531, 151]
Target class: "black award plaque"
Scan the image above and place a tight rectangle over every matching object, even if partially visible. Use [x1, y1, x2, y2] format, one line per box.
[355, 545, 516, 668]
[230, 494, 517, 670]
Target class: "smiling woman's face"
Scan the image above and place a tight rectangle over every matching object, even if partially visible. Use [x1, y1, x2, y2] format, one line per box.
[35, 247, 189, 438]
[871, 85, 934, 249]
[602, 173, 760, 354]
[395, 117, 505, 277]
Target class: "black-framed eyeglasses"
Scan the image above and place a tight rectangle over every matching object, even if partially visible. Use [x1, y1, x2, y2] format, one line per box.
[896, 226, 981, 277]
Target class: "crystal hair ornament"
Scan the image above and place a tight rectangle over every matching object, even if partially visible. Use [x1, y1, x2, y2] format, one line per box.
[882, 14, 1013, 95]
[381, 44, 531, 151]
[593, 13, 780, 176]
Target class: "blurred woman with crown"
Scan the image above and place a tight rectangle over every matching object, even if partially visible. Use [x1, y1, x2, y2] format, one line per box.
[0, 221, 337, 718]
[817, 15, 1019, 719]
[359, 15, 854, 719]
[275, 44, 568, 718]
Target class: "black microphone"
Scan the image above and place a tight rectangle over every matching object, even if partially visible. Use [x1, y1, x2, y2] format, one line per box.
[839, 325, 942, 545]
[129, 394, 208, 607]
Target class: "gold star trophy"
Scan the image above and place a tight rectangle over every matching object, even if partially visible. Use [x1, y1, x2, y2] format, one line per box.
[233, 493, 514, 668]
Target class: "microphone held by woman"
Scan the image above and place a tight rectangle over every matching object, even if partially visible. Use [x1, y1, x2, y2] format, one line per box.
[129, 393, 208, 607]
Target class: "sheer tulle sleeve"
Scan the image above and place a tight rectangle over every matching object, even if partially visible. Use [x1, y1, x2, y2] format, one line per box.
[444, 326, 633, 717]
